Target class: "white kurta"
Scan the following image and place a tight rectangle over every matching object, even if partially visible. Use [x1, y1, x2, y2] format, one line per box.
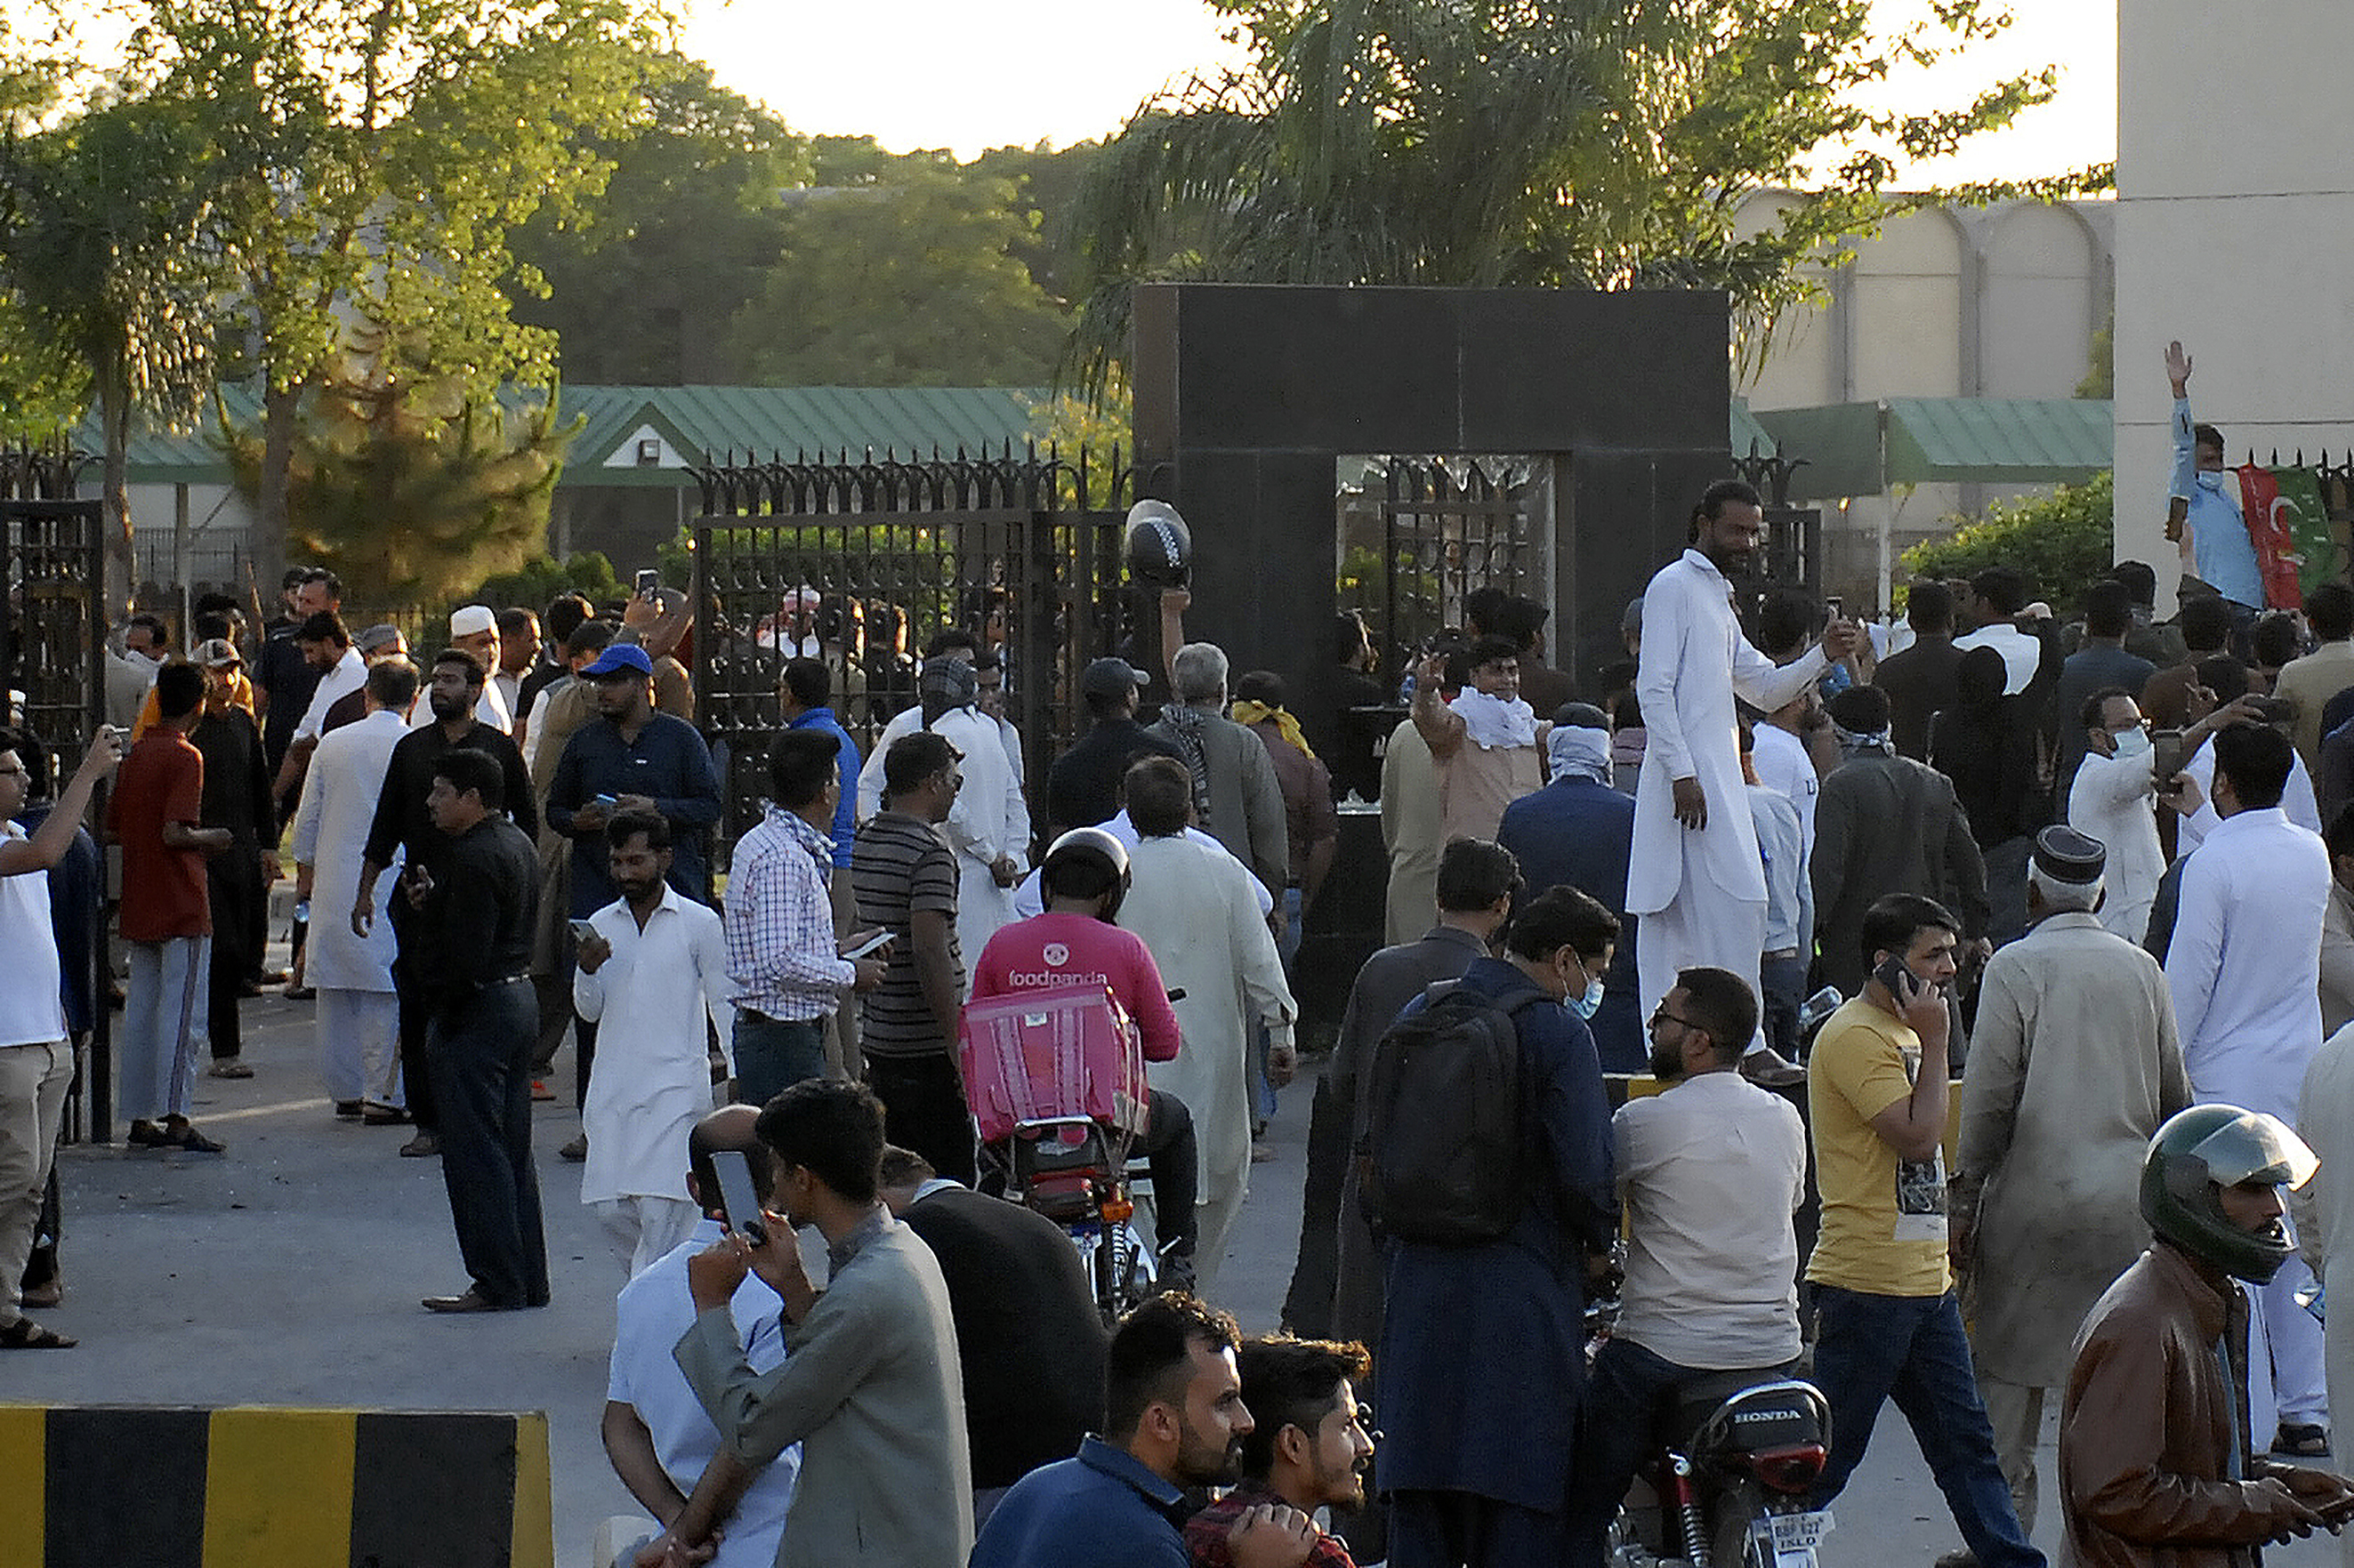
[2165, 806, 2331, 1123]
[2175, 743, 2322, 855]
[293, 647, 367, 743]
[574, 887, 736, 1206]
[2066, 748, 2167, 945]
[1628, 551, 1825, 1024]
[931, 705, 1025, 969]
[855, 707, 926, 820]
[288, 709, 406, 993]
[1627, 551, 1827, 916]
[1119, 833, 1294, 1286]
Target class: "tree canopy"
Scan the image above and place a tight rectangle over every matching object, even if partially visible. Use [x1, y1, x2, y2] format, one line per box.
[1065, 0, 2109, 388]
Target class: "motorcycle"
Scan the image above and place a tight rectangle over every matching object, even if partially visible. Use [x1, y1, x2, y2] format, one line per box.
[1604, 1371, 1836, 1568]
[994, 1114, 1156, 1323]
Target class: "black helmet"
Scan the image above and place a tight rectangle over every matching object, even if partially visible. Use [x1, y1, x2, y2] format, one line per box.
[1124, 500, 1191, 588]
[2140, 1104, 2318, 1284]
[1040, 827, 1133, 922]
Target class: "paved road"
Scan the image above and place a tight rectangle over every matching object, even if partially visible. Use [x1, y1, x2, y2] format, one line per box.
[20, 985, 2350, 1567]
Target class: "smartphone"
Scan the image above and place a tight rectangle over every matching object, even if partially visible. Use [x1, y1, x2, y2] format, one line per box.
[1873, 953, 1916, 1001]
[1824, 594, 1844, 621]
[843, 929, 893, 961]
[712, 1149, 768, 1245]
[568, 918, 597, 945]
[2150, 728, 2185, 784]
[634, 568, 661, 599]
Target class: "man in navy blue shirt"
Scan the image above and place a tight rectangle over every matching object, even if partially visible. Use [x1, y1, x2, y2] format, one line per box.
[1497, 704, 1642, 1071]
[972, 1293, 1319, 1568]
[545, 643, 722, 915]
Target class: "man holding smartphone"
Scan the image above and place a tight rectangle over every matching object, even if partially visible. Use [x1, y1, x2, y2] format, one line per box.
[1804, 893, 2043, 1568]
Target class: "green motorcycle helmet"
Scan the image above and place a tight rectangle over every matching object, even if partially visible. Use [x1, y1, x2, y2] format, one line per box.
[2140, 1104, 2319, 1285]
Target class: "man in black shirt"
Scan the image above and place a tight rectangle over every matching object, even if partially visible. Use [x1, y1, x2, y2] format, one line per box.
[189, 639, 276, 1077]
[354, 649, 536, 1154]
[411, 747, 547, 1314]
[1044, 658, 1184, 834]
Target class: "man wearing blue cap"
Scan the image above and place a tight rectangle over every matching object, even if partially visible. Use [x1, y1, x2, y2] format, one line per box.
[546, 643, 723, 1154]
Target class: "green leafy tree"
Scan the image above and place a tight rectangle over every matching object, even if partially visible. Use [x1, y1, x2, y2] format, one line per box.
[466, 551, 623, 616]
[0, 93, 225, 608]
[738, 160, 1072, 388]
[1901, 470, 2115, 613]
[98, 0, 667, 592]
[509, 55, 812, 385]
[222, 331, 574, 608]
[1066, 0, 2108, 387]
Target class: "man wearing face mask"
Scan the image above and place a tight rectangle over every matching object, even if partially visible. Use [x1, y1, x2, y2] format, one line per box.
[1951, 827, 2191, 1535]
[1564, 966, 1806, 1568]
[2068, 688, 2169, 943]
[2165, 340, 2266, 636]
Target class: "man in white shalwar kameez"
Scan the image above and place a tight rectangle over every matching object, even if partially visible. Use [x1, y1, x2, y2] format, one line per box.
[916, 658, 1026, 976]
[2066, 688, 2167, 945]
[2165, 721, 2334, 1452]
[289, 663, 415, 1115]
[575, 811, 735, 1277]
[1117, 757, 1294, 1297]
[1629, 480, 1858, 1069]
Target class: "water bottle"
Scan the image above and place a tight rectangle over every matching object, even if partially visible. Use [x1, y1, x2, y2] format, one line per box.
[1796, 985, 1843, 1034]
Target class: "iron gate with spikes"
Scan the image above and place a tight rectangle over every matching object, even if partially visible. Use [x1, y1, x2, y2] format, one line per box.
[689, 445, 1139, 860]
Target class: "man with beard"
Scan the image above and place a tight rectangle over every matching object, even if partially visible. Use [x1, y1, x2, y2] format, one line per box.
[355, 649, 535, 1156]
[546, 641, 722, 1160]
[575, 811, 733, 1278]
[2060, 1105, 2354, 1565]
[972, 1292, 1319, 1568]
[1185, 1336, 1376, 1567]
[1565, 968, 1808, 1568]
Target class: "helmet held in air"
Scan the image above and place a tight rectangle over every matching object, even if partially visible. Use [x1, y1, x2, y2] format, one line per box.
[1125, 500, 1191, 588]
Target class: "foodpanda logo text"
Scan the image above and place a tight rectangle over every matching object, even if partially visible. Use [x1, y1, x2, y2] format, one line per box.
[1007, 970, 1112, 989]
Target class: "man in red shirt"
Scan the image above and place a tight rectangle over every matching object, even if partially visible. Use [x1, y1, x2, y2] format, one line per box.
[1185, 1336, 1376, 1568]
[968, 826, 1202, 1287]
[110, 663, 232, 1153]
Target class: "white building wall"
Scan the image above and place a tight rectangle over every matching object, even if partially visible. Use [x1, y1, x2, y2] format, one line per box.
[1737, 192, 2114, 612]
[2115, 0, 2354, 605]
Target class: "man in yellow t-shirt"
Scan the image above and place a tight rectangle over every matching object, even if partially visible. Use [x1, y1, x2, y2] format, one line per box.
[1805, 892, 2044, 1568]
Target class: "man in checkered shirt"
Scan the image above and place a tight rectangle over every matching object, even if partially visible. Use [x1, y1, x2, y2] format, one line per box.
[724, 731, 887, 1108]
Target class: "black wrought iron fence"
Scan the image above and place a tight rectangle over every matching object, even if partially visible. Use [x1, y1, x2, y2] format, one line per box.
[1350, 455, 1536, 671]
[0, 446, 111, 1141]
[689, 445, 1138, 860]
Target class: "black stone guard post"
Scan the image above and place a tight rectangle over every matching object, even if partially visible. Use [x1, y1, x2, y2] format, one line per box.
[1131, 283, 1736, 736]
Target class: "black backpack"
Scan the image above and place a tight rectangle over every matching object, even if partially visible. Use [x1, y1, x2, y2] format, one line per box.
[1354, 981, 1541, 1246]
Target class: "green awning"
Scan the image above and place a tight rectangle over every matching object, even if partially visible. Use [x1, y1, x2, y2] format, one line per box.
[1752, 398, 2113, 500]
[1729, 397, 1777, 461]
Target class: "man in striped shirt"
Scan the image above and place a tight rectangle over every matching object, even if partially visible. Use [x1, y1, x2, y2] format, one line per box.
[724, 732, 887, 1109]
[852, 731, 972, 1183]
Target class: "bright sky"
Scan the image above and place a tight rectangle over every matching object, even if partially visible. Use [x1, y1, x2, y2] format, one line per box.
[684, 0, 2118, 184]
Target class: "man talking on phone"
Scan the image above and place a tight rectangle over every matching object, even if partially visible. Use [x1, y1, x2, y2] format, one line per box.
[1804, 893, 2044, 1568]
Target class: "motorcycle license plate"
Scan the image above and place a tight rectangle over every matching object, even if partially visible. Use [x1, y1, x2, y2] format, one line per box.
[1765, 1508, 1834, 1565]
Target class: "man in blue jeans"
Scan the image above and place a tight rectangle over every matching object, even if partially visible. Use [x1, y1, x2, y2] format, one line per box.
[1806, 892, 2041, 1567]
[723, 731, 886, 1107]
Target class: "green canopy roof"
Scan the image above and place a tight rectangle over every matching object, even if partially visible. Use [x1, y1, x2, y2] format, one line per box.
[1751, 398, 2113, 501]
[83, 384, 1053, 490]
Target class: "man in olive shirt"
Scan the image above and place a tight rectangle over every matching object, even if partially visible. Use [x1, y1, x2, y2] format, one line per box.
[411, 748, 547, 1314]
[1806, 892, 2040, 1568]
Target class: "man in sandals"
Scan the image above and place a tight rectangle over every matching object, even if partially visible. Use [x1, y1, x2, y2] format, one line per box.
[0, 723, 121, 1348]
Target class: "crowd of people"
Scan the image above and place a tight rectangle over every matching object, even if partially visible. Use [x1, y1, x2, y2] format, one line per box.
[11, 365, 2354, 1568]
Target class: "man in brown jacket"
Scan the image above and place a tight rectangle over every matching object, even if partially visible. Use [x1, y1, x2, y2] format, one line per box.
[2060, 1104, 2354, 1566]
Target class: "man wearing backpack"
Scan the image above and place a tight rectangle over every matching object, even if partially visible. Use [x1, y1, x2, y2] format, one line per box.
[1370, 884, 1619, 1567]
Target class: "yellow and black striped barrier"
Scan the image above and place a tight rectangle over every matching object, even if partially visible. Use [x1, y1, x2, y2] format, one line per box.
[0, 1405, 552, 1567]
